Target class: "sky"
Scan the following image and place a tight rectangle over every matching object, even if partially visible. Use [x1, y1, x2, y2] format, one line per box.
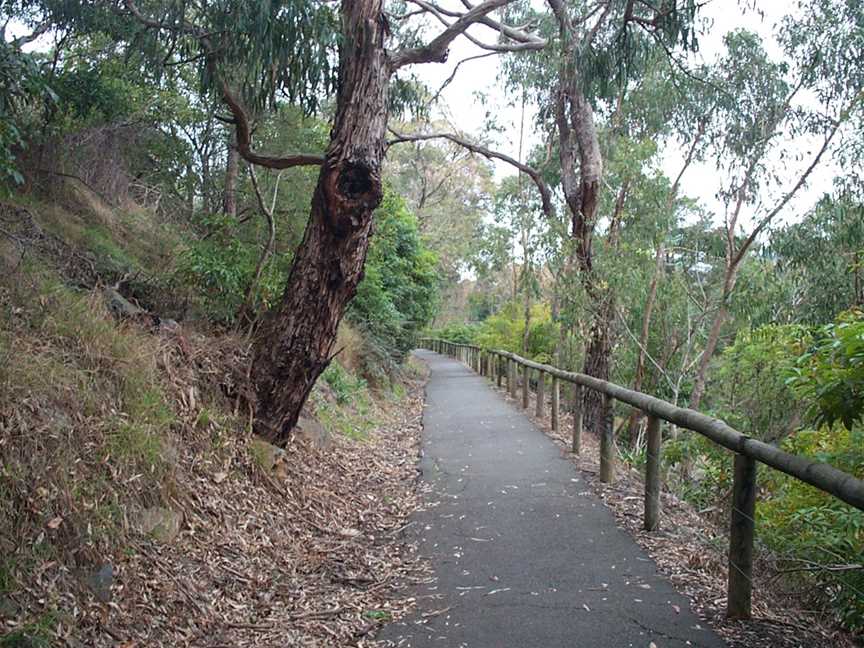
[10, 1, 839, 231]
[411, 0, 838, 231]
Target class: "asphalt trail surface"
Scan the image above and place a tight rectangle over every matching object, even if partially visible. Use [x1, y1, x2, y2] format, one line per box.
[379, 349, 726, 648]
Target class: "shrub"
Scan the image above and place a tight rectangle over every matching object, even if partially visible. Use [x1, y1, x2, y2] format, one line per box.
[349, 189, 439, 361]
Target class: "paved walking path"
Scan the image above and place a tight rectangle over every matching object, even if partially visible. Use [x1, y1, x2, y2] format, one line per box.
[379, 350, 726, 648]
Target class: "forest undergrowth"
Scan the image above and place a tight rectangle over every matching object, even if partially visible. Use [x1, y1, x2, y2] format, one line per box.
[0, 193, 430, 647]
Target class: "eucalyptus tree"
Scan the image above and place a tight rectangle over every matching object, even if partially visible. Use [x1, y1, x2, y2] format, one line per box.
[62, 0, 545, 444]
[688, 4, 864, 408]
[396, 0, 703, 434]
[772, 188, 864, 323]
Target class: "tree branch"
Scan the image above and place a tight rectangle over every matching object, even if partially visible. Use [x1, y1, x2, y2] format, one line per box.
[425, 51, 497, 107]
[456, 0, 548, 47]
[387, 129, 555, 218]
[122, 0, 324, 170]
[390, 0, 533, 69]
[219, 82, 325, 169]
[731, 117, 844, 270]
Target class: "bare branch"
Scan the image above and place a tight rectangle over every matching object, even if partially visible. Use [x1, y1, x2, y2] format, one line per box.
[219, 82, 325, 169]
[406, 0, 546, 53]
[122, 0, 324, 170]
[426, 51, 497, 107]
[731, 118, 843, 269]
[456, 0, 548, 47]
[390, 0, 545, 70]
[387, 129, 555, 218]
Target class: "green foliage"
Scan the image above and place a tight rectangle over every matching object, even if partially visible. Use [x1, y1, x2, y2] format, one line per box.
[314, 363, 376, 440]
[760, 425, 864, 631]
[789, 309, 864, 430]
[349, 189, 439, 361]
[472, 301, 558, 362]
[176, 212, 285, 322]
[48, 61, 146, 128]
[0, 39, 55, 189]
[772, 192, 864, 324]
[430, 322, 479, 345]
[663, 433, 732, 508]
[31, 0, 340, 117]
[322, 362, 368, 406]
[710, 324, 809, 441]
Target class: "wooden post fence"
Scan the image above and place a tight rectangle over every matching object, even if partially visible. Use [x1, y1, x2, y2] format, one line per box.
[600, 394, 615, 483]
[644, 415, 661, 532]
[728, 454, 757, 619]
[572, 385, 582, 455]
[551, 376, 560, 433]
[416, 338, 864, 621]
[536, 370, 545, 419]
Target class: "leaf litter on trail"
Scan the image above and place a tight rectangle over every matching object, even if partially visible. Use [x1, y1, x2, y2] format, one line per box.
[2, 347, 432, 648]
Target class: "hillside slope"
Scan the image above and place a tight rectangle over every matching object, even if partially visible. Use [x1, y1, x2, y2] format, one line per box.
[0, 190, 427, 646]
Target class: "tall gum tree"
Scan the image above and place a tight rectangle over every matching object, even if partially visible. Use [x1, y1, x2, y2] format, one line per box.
[687, 18, 864, 409]
[248, 0, 548, 442]
[393, 2, 703, 435]
[39, 0, 547, 444]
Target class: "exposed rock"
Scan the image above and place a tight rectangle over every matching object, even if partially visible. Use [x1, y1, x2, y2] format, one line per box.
[250, 438, 290, 480]
[294, 415, 333, 450]
[103, 286, 148, 319]
[136, 506, 182, 543]
[84, 563, 113, 603]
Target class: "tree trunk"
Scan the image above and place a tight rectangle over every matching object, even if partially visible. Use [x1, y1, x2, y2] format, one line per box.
[201, 152, 212, 213]
[250, 0, 389, 444]
[185, 162, 195, 214]
[688, 302, 727, 410]
[690, 255, 740, 410]
[223, 133, 239, 217]
[626, 242, 664, 442]
[582, 302, 612, 434]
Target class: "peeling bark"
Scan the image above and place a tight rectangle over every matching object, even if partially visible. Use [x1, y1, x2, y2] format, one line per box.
[250, 0, 390, 443]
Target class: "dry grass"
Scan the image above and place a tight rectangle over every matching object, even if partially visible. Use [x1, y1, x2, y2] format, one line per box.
[0, 254, 429, 646]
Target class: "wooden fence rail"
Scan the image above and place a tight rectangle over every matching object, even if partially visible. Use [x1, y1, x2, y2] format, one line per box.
[418, 337, 864, 621]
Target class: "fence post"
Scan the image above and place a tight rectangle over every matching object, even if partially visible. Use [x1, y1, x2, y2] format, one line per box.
[522, 363, 530, 409]
[551, 376, 560, 433]
[727, 454, 757, 620]
[497, 355, 504, 387]
[644, 415, 661, 531]
[600, 394, 615, 483]
[572, 385, 583, 454]
[536, 370, 545, 418]
[509, 359, 517, 399]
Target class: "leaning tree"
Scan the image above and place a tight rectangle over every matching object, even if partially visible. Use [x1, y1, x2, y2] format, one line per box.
[63, 0, 547, 444]
[34, 0, 704, 444]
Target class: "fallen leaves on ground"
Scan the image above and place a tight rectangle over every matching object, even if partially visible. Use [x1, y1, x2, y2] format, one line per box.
[2, 359, 430, 648]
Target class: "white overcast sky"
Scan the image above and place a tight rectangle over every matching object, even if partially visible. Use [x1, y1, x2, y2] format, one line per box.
[412, 0, 838, 230]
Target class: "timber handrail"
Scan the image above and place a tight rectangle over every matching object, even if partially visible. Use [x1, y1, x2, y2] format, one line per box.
[418, 337, 864, 620]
